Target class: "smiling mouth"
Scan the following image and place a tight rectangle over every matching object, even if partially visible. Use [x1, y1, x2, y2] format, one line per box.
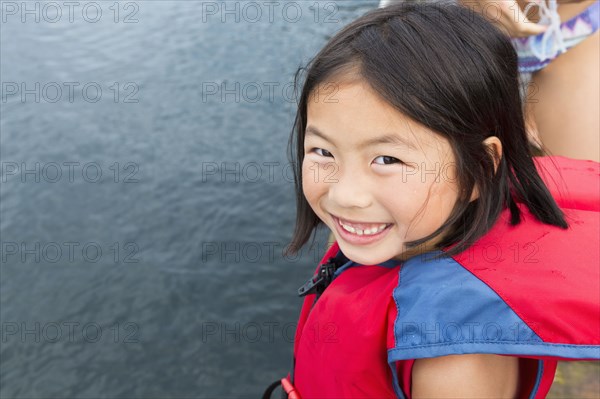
[334, 215, 392, 236]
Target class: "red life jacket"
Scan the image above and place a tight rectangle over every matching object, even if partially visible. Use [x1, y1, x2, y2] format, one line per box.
[288, 156, 600, 398]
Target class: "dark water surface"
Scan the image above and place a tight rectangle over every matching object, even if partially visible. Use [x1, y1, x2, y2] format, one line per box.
[3, 1, 598, 398]
[0, 1, 379, 397]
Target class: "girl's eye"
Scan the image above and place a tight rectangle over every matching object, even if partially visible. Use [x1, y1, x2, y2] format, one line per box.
[373, 155, 402, 165]
[312, 148, 333, 157]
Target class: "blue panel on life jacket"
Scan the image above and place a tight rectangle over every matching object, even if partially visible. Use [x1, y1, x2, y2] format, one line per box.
[388, 251, 600, 362]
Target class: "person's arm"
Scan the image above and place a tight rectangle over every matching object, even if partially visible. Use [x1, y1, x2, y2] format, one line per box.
[458, 0, 547, 37]
[412, 354, 519, 398]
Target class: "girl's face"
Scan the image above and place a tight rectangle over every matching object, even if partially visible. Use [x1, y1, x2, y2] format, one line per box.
[303, 79, 461, 265]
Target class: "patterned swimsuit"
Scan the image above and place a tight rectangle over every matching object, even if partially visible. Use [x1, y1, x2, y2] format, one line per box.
[512, 0, 600, 73]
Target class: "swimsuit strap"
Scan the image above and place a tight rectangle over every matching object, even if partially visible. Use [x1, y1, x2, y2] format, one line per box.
[532, 0, 567, 61]
[513, 0, 600, 73]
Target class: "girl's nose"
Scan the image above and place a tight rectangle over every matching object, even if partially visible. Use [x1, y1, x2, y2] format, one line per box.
[327, 171, 373, 209]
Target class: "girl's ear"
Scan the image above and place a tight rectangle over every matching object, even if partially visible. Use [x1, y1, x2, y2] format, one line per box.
[470, 136, 503, 202]
[483, 136, 503, 173]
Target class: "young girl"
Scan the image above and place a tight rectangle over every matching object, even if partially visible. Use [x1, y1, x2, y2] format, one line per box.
[264, 2, 599, 398]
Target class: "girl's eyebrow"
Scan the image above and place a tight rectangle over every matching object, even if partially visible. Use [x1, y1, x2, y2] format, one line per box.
[305, 125, 417, 150]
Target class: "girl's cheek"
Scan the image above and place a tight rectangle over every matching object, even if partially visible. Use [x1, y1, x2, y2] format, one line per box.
[380, 178, 426, 216]
[301, 159, 321, 202]
[302, 156, 333, 186]
[389, 171, 421, 193]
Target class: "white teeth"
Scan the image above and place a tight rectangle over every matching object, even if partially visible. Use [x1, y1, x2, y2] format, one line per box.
[343, 225, 356, 233]
[339, 221, 388, 236]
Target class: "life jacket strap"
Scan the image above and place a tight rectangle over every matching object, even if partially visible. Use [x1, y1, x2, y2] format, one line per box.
[261, 379, 282, 399]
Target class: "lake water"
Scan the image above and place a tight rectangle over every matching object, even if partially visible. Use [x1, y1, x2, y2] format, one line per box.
[0, 1, 379, 397]
[3, 1, 598, 398]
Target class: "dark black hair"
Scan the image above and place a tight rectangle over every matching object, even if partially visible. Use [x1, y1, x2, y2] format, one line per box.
[286, 1, 567, 258]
